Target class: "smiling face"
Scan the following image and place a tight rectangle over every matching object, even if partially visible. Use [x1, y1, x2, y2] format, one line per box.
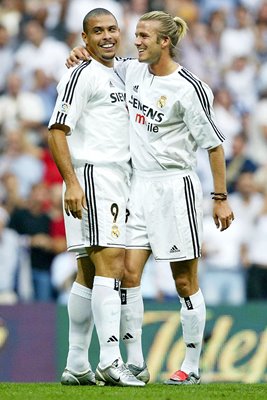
[134, 20, 164, 65]
[82, 13, 120, 67]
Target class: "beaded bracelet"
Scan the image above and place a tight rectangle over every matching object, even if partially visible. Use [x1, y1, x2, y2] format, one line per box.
[211, 192, 228, 201]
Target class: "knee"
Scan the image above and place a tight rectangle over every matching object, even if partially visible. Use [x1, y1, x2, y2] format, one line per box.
[122, 262, 142, 287]
[173, 273, 199, 297]
[90, 247, 125, 280]
[171, 259, 199, 297]
[174, 276, 191, 297]
[111, 251, 125, 280]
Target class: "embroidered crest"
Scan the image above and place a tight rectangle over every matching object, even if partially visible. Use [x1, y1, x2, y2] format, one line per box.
[157, 96, 167, 108]
[60, 102, 70, 114]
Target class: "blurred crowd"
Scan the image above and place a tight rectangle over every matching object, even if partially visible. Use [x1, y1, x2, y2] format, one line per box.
[0, 0, 266, 305]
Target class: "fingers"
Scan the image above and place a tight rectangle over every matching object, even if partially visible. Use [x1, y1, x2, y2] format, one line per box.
[214, 214, 220, 229]
[213, 212, 235, 231]
[81, 48, 90, 59]
[219, 214, 234, 231]
[64, 200, 70, 216]
[64, 200, 83, 219]
[65, 50, 85, 69]
[65, 60, 75, 69]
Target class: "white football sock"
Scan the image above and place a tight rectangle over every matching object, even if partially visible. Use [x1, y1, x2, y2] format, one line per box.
[179, 289, 206, 375]
[120, 286, 145, 367]
[91, 276, 122, 368]
[66, 282, 94, 373]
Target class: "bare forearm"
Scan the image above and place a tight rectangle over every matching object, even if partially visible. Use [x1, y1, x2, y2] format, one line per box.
[208, 145, 227, 193]
[47, 126, 85, 219]
[208, 145, 234, 231]
[47, 127, 78, 186]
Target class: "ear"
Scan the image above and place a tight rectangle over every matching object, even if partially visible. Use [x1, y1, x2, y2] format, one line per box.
[161, 36, 170, 49]
[81, 31, 87, 46]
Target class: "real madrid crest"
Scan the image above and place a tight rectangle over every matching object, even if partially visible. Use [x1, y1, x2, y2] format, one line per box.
[157, 95, 167, 109]
[111, 224, 120, 238]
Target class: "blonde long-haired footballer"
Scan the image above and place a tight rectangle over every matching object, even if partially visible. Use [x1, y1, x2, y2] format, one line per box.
[139, 11, 188, 58]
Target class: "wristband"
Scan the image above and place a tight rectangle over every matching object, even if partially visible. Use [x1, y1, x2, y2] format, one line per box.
[211, 192, 228, 201]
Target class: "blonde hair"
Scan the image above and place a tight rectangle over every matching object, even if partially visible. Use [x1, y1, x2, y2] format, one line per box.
[139, 11, 188, 57]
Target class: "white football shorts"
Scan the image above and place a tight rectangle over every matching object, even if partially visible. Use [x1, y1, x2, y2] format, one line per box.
[126, 169, 203, 261]
[64, 163, 131, 252]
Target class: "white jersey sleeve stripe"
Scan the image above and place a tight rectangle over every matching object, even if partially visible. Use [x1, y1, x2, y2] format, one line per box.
[179, 68, 225, 142]
[62, 61, 90, 103]
[180, 68, 212, 119]
[183, 175, 201, 258]
[84, 164, 99, 246]
[55, 61, 90, 125]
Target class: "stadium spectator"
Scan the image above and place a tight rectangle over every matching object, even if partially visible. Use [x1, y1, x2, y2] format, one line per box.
[213, 87, 242, 158]
[14, 18, 69, 90]
[0, 205, 20, 304]
[0, 24, 15, 95]
[31, 68, 58, 125]
[245, 192, 267, 300]
[226, 134, 258, 193]
[26, 0, 69, 42]
[8, 183, 55, 301]
[229, 171, 264, 227]
[0, 172, 22, 212]
[219, 4, 255, 69]
[0, 72, 46, 134]
[254, 0, 267, 63]
[51, 251, 77, 305]
[253, 162, 267, 194]
[223, 55, 258, 112]
[19, 124, 63, 188]
[0, 127, 44, 200]
[197, 0, 236, 24]
[0, 0, 22, 38]
[200, 206, 247, 306]
[179, 21, 221, 88]
[247, 91, 267, 166]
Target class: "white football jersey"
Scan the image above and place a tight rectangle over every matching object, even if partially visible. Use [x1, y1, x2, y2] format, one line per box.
[117, 60, 225, 171]
[49, 59, 130, 167]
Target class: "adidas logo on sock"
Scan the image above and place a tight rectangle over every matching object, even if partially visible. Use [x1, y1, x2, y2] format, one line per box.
[107, 335, 118, 343]
[186, 343, 196, 348]
[170, 244, 180, 253]
[122, 333, 134, 340]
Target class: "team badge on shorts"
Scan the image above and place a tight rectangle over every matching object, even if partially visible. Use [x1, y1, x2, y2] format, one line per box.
[157, 95, 167, 108]
[111, 224, 120, 238]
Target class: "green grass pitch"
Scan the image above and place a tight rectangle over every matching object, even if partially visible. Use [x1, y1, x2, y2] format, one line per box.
[0, 383, 266, 400]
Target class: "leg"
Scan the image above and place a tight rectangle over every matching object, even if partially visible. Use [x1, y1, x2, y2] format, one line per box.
[120, 249, 151, 382]
[88, 246, 144, 387]
[61, 255, 96, 386]
[165, 258, 205, 385]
